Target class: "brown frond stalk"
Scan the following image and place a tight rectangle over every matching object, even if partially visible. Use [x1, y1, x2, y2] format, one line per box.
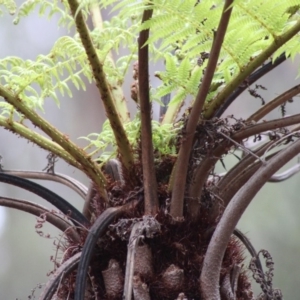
[233, 113, 300, 141]
[247, 83, 300, 122]
[170, 0, 234, 219]
[212, 53, 286, 118]
[0, 197, 80, 242]
[219, 151, 278, 213]
[40, 252, 81, 300]
[2, 169, 87, 199]
[200, 138, 300, 299]
[138, 8, 159, 215]
[216, 142, 273, 192]
[189, 113, 300, 201]
[74, 201, 138, 300]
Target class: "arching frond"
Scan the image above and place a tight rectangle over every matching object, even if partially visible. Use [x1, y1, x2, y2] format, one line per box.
[3, 0, 300, 124]
[0, 36, 89, 116]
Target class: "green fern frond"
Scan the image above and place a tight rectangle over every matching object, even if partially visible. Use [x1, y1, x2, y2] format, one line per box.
[0, 36, 90, 113]
[95, 0, 300, 116]
[90, 15, 140, 82]
[100, 0, 146, 15]
[0, 102, 18, 118]
[0, 6, 140, 119]
[2, 0, 300, 128]
[13, 0, 74, 28]
[273, 36, 300, 62]
[153, 53, 204, 106]
[0, 0, 16, 15]
[145, 0, 300, 110]
[82, 114, 180, 161]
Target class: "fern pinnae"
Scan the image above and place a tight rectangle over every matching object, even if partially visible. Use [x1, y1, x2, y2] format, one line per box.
[0, 0, 16, 15]
[273, 35, 300, 62]
[204, 17, 300, 119]
[102, 0, 146, 15]
[0, 39, 90, 110]
[236, 3, 280, 38]
[154, 56, 204, 112]
[13, 0, 74, 28]
[140, 0, 298, 108]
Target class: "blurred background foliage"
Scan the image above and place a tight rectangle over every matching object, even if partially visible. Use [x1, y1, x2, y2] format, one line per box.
[0, 1, 300, 299]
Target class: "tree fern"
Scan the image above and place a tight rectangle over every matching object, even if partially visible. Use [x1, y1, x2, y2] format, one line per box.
[1, 0, 300, 299]
[1, 0, 299, 190]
